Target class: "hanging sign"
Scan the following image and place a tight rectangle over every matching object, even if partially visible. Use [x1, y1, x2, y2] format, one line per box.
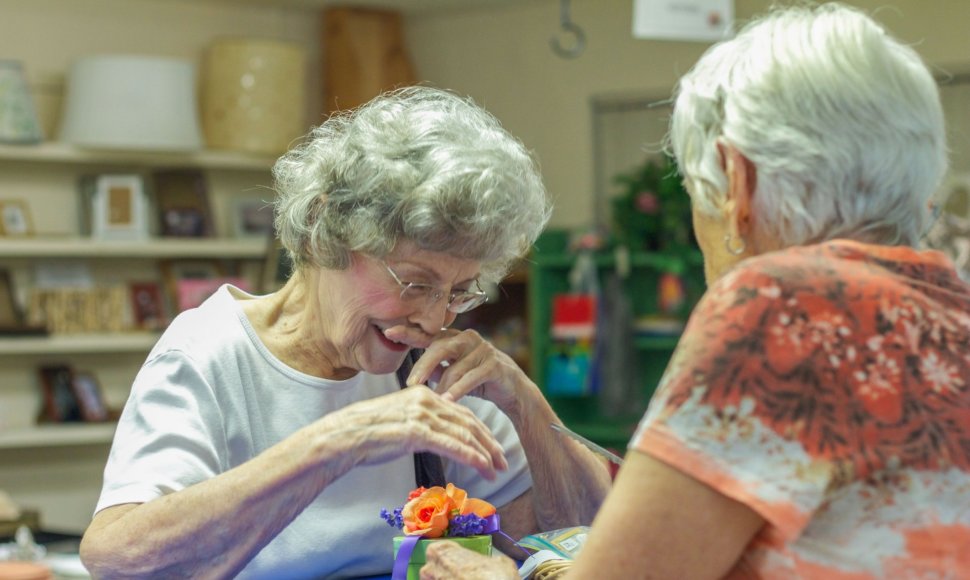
[632, 0, 733, 42]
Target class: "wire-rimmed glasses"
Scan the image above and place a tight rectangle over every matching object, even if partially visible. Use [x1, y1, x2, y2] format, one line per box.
[382, 261, 488, 314]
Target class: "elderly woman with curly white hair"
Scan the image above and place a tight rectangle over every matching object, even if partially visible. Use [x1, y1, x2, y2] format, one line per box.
[78, 87, 612, 579]
[423, 3, 970, 579]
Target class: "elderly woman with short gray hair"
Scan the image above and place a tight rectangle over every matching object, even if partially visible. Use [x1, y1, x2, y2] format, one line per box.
[423, 3, 970, 579]
[79, 86, 612, 579]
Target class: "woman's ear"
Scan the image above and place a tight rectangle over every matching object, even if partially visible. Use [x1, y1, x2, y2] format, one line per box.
[718, 143, 757, 238]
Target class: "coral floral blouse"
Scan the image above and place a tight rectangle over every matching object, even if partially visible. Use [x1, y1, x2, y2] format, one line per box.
[631, 240, 970, 578]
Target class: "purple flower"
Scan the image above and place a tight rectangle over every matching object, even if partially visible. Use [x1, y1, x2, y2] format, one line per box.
[448, 513, 487, 537]
[380, 507, 404, 529]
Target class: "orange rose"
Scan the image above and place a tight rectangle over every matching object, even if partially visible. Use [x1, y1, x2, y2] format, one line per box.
[401, 486, 454, 538]
[446, 483, 496, 518]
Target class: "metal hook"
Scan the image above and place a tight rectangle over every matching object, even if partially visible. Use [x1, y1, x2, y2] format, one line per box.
[550, 0, 585, 59]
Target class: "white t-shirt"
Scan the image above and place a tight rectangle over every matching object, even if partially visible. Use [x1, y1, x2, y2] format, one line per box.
[96, 285, 533, 579]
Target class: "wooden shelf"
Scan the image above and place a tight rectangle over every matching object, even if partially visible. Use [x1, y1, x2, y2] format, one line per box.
[0, 332, 161, 355]
[0, 142, 276, 171]
[0, 423, 116, 449]
[0, 237, 267, 259]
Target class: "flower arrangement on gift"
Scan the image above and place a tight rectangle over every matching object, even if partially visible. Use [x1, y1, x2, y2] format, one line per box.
[380, 483, 496, 538]
[380, 484, 498, 580]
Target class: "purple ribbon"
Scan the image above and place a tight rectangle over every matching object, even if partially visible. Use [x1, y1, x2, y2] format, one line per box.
[391, 514, 531, 579]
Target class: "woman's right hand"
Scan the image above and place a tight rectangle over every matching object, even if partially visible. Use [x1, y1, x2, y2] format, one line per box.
[314, 386, 509, 480]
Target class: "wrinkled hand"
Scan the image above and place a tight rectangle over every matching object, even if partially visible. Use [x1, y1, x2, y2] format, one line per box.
[318, 386, 507, 480]
[420, 540, 519, 580]
[383, 327, 530, 412]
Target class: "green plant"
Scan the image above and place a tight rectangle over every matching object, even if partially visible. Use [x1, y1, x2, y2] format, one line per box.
[611, 155, 694, 252]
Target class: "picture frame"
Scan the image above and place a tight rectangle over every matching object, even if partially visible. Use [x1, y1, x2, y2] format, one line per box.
[261, 236, 293, 294]
[175, 276, 250, 311]
[0, 60, 44, 144]
[152, 169, 215, 238]
[159, 258, 227, 313]
[70, 371, 110, 422]
[233, 198, 275, 239]
[38, 364, 82, 423]
[129, 281, 167, 330]
[0, 199, 34, 236]
[91, 174, 149, 240]
[0, 268, 21, 329]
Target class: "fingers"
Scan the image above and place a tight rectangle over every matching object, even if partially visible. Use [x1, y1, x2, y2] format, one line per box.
[381, 324, 438, 350]
[405, 329, 464, 387]
[421, 542, 517, 580]
[326, 388, 507, 479]
[404, 387, 509, 477]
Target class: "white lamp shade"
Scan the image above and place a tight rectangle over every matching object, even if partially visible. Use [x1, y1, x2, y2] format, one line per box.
[59, 55, 203, 151]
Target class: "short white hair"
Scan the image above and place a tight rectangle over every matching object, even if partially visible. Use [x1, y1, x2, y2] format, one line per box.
[668, 2, 947, 247]
[273, 86, 551, 283]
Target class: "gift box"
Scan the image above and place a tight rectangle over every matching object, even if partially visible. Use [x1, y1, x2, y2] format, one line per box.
[392, 535, 492, 580]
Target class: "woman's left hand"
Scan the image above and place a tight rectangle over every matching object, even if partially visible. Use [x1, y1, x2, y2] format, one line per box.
[397, 328, 530, 412]
[419, 540, 519, 580]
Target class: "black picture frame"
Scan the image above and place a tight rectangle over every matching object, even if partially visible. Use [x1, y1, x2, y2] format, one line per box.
[38, 365, 82, 423]
[71, 371, 110, 422]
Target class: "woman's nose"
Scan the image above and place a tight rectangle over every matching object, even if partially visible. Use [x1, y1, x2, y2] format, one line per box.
[408, 299, 454, 336]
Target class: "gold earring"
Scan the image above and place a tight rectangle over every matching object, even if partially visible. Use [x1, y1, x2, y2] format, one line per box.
[724, 233, 746, 256]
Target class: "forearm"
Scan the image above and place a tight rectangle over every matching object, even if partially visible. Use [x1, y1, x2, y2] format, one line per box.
[507, 380, 612, 530]
[81, 423, 356, 579]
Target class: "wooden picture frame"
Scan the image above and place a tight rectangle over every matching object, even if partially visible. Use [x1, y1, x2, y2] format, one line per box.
[38, 364, 82, 423]
[71, 371, 110, 422]
[233, 198, 274, 239]
[129, 281, 167, 330]
[0, 199, 34, 236]
[91, 174, 149, 240]
[152, 169, 215, 237]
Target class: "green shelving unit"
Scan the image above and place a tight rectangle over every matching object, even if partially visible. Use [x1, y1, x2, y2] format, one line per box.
[528, 230, 704, 449]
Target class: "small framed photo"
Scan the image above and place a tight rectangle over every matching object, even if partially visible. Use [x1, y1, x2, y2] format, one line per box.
[0, 199, 34, 237]
[152, 169, 214, 238]
[92, 174, 149, 240]
[38, 364, 82, 423]
[71, 371, 110, 422]
[129, 281, 167, 330]
[233, 199, 275, 239]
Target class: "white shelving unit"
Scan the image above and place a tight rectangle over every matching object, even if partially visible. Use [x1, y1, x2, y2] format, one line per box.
[0, 332, 162, 356]
[0, 237, 266, 259]
[0, 142, 276, 170]
[0, 143, 275, 449]
[0, 423, 117, 450]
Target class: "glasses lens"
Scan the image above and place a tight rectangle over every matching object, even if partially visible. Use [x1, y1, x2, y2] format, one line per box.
[448, 292, 487, 314]
[401, 284, 436, 303]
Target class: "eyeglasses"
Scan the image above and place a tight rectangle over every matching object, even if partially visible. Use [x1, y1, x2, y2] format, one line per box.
[382, 261, 488, 314]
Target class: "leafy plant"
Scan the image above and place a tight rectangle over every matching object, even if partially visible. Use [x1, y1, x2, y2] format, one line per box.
[611, 155, 695, 252]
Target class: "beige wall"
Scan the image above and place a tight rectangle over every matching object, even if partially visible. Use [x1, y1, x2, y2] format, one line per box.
[406, 0, 970, 228]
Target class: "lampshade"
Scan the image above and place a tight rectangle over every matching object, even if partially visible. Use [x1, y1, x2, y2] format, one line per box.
[58, 55, 203, 151]
[201, 38, 306, 155]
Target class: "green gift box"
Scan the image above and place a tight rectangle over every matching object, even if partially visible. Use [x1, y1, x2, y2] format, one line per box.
[392, 535, 492, 580]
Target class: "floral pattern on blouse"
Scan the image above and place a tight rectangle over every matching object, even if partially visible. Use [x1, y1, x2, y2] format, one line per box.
[631, 240, 970, 579]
